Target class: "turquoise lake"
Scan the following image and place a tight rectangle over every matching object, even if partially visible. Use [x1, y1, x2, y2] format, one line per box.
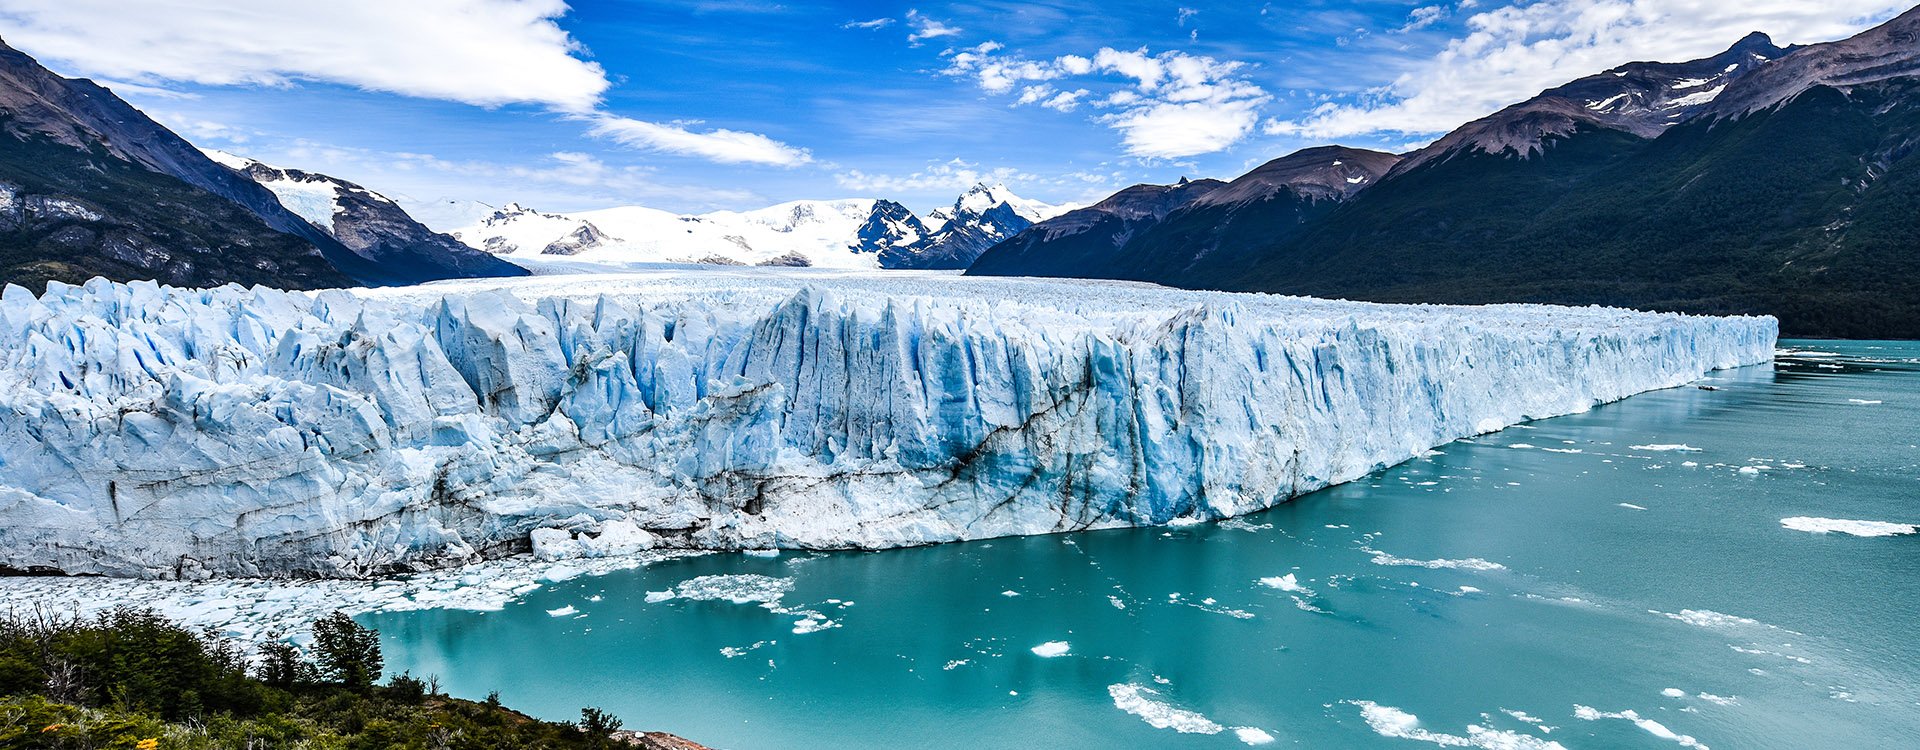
[367, 340, 1920, 749]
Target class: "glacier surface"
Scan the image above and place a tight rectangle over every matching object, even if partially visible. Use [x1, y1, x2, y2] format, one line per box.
[0, 268, 1776, 578]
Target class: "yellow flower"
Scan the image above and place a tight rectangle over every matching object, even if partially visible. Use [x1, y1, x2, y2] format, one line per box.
[137, 739, 159, 750]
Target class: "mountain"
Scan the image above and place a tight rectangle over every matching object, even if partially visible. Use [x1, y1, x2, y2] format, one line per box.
[0, 39, 352, 290]
[972, 8, 1920, 338]
[206, 151, 526, 283]
[0, 38, 522, 291]
[1389, 31, 1788, 175]
[879, 183, 1069, 270]
[969, 146, 1398, 280]
[454, 184, 1065, 269]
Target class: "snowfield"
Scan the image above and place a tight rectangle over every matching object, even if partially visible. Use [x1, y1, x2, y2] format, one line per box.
[0, 269, 1776, 578]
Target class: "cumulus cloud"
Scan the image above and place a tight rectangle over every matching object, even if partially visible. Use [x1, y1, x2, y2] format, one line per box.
[0, 0, 819, 168]
[0, 0, 610, 112]
[587, 116, 813, 167]
[944, 44, 1269, 158]
[1270, 0, 1910, 139]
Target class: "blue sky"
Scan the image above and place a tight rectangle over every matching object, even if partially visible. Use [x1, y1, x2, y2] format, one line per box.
[0, 1, 1908, 222]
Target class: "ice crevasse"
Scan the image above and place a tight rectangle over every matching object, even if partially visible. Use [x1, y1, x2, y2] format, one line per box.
[0, 271, 1777, 578]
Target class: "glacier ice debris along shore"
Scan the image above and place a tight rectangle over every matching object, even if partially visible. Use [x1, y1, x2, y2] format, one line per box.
[0, 268, 1777, 579]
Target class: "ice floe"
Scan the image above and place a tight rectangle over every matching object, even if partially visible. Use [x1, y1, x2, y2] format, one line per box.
[1780, 517, 1917, 537]
[1349, 701, 1565, 749]
[1031, 641, 1071, 657]
[1572, 705, 1708, 748]
[1367, 549, 1508, 572]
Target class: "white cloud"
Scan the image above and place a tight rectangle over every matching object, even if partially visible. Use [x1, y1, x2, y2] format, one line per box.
[842, 18, 895, 30]
[1270, 0, 1911, 139]
[587, 116, 812, 167]
[0, 0, 610, 112]
[1101, 99, 1264, 159]
[907, 10, 962, 44]
[1398, 5, 1448, 33]
[944, 44, 1269, 158]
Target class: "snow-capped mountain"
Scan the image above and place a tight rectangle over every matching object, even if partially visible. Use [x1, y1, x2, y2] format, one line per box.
[880, 183, 1072, 270]
[452, 184, 1066, 270]
[206, 151, 526, 283]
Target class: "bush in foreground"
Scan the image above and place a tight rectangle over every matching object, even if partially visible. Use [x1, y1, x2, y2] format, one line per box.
[0, 606, 655, 749]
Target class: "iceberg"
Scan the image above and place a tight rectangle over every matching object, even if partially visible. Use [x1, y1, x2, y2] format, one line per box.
[0, 269, 1776, 578]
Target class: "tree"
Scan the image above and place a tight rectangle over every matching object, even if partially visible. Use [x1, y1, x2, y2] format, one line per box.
[580, 706, 623, 747]
[310, 612, 382, 692]
[255, 640, 314, 688]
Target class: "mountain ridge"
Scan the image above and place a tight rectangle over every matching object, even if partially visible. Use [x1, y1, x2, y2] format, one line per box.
[968, 10, 1920, 338]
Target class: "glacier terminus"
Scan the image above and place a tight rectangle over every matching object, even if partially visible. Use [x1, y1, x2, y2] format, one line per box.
[0, 268, 1776, 579]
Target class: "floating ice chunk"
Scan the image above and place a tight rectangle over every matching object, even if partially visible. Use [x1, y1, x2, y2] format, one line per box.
[1619, 503, 1649, 511]
[546, 605, 578, 617]
[1662, 688, 1687, 698]
[1367, 549, 1507, 572]
[1001, 590, 1021, 597]
[1509, 443, 1537, 449]
[1350, 701, 1566, 749]
[1031, 641, 1071, 657]
[744, 549, 781, 557]
[1233, 727, 1276, 745]
[644, 590, 676, 603]
[1650, 609, 1763, 630]
[942, 659, 970, 670]
[672, 574, 795, 605]
[1780, 517, 1917, 537]
[1847, 399, 1882, 405]
[1631, 444, 1701, 452]
[1258, 574, 1313, 595]
[1107, 684, 1223, 734]
[1573, 706, 1709, 748]
[1738, 466, 1767, 475]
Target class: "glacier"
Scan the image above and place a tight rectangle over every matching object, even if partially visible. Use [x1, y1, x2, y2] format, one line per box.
[0, 268, 1776, 579]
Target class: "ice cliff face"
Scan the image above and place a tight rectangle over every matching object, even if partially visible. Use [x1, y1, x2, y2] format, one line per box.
[0, 271, 1777, 578]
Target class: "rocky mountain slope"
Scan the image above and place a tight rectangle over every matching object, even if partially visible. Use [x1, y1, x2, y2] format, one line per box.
[970, 146, 1398, 280]
[206, 151, 526, 283]
[455, 183, 1066, 269]
[971, 8, 1920, 338]
[0, 38, 522, 290]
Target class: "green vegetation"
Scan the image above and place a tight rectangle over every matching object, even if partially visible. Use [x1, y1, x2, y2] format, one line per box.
[0, 607, 637, 749]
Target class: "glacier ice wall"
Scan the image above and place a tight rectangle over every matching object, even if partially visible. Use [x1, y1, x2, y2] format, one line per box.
[0, 271, 1777, 578]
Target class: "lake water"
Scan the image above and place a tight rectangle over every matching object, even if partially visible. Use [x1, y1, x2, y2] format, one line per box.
[367, 340, 1920, 749]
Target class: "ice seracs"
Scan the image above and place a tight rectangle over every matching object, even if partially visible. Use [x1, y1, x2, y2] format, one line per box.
[0, 269, 1775, 578]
